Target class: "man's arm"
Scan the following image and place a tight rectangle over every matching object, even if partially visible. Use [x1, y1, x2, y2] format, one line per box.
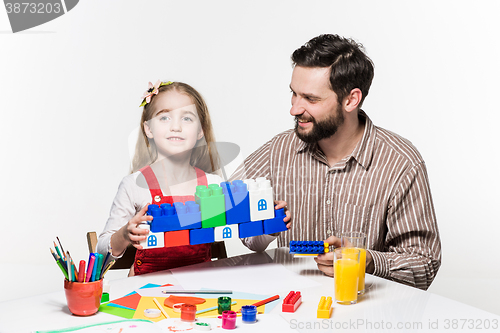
[316, 163, 441, 290]
[371, 162, 441, 290]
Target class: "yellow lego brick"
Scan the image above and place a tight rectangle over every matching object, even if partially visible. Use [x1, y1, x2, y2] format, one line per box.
[317, 296, 333, 319]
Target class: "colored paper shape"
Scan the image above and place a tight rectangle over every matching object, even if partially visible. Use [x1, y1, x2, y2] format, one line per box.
[164, 295, 206, 308]
[108, 292, 142, 310]
[98, 303, 136, 319]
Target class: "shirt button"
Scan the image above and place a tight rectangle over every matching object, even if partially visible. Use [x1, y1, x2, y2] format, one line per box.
[327, 230, 332, 235]
[326, 200, 331, 204]
[154, 195, 162, 202]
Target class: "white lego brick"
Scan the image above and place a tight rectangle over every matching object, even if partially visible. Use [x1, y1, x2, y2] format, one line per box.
[245, 177, 275, 222]
[138, 223, 164, 249]
[214, 224, 239, 241]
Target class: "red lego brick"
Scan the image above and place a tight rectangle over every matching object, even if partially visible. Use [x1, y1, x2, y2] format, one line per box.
[282, 291, 302, 313]
[164, 230, 190, 247]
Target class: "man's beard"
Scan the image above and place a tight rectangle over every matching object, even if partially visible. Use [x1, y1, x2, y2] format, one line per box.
[294, 105, 345, 143]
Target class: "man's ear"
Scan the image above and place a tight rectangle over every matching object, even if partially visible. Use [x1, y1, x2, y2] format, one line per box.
[144, 121, 154, 139]
[344, 88, 362, 113]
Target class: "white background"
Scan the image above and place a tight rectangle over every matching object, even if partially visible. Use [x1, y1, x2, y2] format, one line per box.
[0, 0, 499, 316]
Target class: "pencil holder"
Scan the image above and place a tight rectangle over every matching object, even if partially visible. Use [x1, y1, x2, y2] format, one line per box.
[64, 279, 103, 316]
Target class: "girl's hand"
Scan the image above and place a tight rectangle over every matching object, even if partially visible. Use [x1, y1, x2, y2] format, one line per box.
[274, 200, 292, 229]
[122, 204, 153, 249]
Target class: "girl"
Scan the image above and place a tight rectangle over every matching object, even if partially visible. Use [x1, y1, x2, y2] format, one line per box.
[97, 81, 223, 275]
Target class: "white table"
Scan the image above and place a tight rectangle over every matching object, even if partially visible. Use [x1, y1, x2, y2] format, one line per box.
[1, 248, 498, 333]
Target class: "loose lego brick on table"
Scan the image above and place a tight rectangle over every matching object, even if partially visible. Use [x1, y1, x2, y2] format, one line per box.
[195, 184, 226, 228]
[263, 208, 287, 234]
[317, 296, 333, 319]
[282, 291, 302, 313]
[245, 177, 275, 222]
[238, 220, 264, 238]
[189, 227, 215, 245]
[164, 230, 190, 247]
[138, 223, 165, 249]
[215, 224, 239, 242]
[221, 180, 251, 225]
[148, 201, 202, 233]
[289, 241, 329, 256]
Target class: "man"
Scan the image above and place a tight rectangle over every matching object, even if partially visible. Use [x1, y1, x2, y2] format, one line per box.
[233, 34, 441, 290]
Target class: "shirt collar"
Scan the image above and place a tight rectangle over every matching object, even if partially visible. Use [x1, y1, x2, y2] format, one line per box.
[295, 110, 376, 171]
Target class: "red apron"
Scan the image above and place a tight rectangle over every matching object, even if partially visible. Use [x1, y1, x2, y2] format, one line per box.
[133, 166, 212, 275]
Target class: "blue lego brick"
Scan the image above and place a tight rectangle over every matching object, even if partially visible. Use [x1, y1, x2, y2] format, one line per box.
[189, 227, 215, 245]
[148, 201, 202, 233]
[238, 221, 264, 238]
[289, 241, 328, 254]
[221, 180, 251, 225]
[263, 208, 287, 234]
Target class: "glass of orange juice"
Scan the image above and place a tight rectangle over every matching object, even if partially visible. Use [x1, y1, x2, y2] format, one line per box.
[334, 247, 360, 305]
[341, 232, 367, 295]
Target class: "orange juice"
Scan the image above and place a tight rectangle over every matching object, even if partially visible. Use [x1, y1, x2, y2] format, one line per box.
[334, 255, 359, 305]
[357, 248, 366, 294]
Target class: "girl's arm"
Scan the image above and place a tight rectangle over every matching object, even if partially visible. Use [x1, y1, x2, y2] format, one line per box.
[109, 204, 152, 256]
[96, 175, 151, 258]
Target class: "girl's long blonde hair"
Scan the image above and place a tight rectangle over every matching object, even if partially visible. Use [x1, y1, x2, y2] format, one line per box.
[131, 82, 220, 174]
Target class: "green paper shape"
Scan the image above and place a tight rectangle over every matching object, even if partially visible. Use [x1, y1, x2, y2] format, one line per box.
[99, 304, 136, 319]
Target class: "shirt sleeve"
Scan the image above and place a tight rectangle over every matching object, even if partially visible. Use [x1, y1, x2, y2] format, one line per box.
[230, 138, 273, 182]
[369, 162, 442, 290]
[231, 138, 287, 252]
[96, 176, 142, 259]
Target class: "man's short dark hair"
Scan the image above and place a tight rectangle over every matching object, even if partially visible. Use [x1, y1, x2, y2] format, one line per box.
[291, 34, 374, 107]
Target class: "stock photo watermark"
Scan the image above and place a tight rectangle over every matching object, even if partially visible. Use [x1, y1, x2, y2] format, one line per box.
[3, 0, 78, 33]
[290, 318, 499, 331]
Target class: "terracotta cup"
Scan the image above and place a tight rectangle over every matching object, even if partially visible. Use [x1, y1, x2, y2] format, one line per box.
[64, 279, 103, 316]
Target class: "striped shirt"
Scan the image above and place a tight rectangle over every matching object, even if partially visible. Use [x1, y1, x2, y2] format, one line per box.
[232, 111, 441, 290]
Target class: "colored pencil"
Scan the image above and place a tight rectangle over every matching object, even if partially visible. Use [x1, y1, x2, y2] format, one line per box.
[56, 237, 66, 260]
[53, 241, 63, 259]
[67, 251, 72, 282]
[100, 260, 115, 280]
[161, 290, 233, 294]
[153, 298, 170, 318]
[101, 250, 111, 273]
[54, 253, 68, 275]
[237, 295, 280, 312]
[50, 248, 58, 261]
[50, 249, 69, 279]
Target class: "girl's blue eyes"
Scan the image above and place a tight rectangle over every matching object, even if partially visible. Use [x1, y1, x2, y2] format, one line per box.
[159, 116, 193, 122]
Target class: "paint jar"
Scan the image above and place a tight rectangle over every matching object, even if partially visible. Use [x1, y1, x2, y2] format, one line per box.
[222, 310, 237, 329]
[218, 296, 232, 314]
[64, 279, 103, 316]
[241, 305, 257, 323]
[180, 304, 197, 322]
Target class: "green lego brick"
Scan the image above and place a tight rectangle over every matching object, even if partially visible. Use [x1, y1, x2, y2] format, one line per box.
[195, 184, 226, 228]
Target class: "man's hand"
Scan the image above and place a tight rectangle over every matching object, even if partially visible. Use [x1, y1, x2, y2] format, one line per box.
[314, 235, 341, 277]
[314, 235, 375, 276]
[274, 200, 292, 229]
